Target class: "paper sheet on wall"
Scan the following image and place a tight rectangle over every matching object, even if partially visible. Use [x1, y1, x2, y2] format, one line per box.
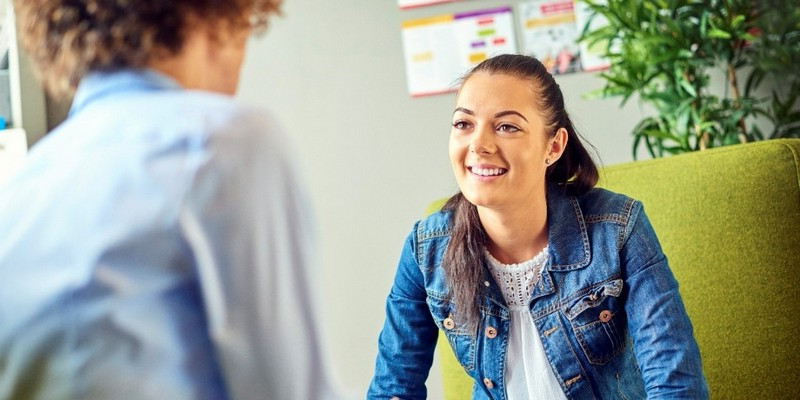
[518, 0, 610, 74]
[401, 7, 517, 97]
[398, 0, 462, 10]
[518, 0, 581, 75]
[574, 0, 611, 71]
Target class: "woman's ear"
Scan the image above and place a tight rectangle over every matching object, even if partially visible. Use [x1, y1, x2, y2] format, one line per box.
[546, 127, 569, 165]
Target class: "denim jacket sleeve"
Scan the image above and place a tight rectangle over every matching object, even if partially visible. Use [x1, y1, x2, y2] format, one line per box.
[622, 202, 709, 399]
[367, 224, 439, 400]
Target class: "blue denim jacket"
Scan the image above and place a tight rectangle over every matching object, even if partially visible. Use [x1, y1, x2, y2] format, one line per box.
[368, 186, 708, 399]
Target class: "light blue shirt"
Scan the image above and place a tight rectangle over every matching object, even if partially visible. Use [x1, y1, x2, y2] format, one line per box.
[0, 70, 338, 399]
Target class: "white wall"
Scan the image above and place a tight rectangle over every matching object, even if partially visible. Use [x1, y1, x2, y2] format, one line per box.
[1, 0, 48, 145]
[236, 1, 651, 397]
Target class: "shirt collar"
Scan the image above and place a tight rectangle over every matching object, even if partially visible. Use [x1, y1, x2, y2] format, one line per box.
[69, 69, 183, 117]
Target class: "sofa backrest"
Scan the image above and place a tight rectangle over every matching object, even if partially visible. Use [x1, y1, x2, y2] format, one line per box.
[599, 138, 800, 398]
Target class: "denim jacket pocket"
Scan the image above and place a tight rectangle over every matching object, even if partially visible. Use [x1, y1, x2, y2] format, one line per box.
[426, 294, 476, 371]
[562, 279, 626, 365]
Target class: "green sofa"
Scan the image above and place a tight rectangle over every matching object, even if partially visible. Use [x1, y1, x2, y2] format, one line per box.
[429, 138, 800, 399]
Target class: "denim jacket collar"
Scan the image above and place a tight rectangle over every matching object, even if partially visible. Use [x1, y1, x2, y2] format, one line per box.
[482, 184, 591, 310]
[546, 184, 591, 272]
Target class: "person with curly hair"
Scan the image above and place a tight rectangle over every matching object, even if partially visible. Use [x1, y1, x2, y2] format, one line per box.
[0, 1, 340, 399]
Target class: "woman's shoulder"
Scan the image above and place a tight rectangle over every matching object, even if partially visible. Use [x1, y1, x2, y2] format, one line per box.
[576, 187, 642, 224]
[414, 208, 454, 242]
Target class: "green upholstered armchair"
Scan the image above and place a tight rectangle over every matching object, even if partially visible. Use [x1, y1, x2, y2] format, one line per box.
[428, 139, 800, 399]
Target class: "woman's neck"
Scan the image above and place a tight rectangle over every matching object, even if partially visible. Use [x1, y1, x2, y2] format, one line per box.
[478, 189, 549, 265]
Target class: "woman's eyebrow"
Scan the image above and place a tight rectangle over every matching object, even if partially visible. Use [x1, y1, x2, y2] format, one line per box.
[494, 110, 528, 122]
[452, 108, 528, 123]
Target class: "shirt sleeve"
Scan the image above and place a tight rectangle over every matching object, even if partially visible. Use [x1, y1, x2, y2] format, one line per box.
[178, 108, 339, 400]
[621, 202, 709, 399]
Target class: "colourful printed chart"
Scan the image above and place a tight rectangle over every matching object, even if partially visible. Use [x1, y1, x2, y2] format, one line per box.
[518, 0, 581, 75]
[518, 0, 610, 74]
[398, 0, 463, 10]
[401, 7, 517, 97]
[574, 0, 611, 72]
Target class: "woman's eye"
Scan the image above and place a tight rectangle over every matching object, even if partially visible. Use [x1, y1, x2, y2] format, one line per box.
[452, 121, 471, 130]
[497, 124, 520, 133]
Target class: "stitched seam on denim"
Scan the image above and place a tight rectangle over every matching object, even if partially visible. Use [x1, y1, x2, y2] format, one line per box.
[426, 289, 449, 301]
[550, 197, 590, 271]
[617, 198, 636, 250]
[468, 334, 476, 370]
[574, 322, 607, 364]
[496, 323, 509, 399]
[555, 316, 590, 395]
[573, 319, 624, 365]
[539, 315, 567, 393]
[530, 302, 561, 320]
[447, 334, 476, 370]
[415, 221, 425, 266]
[428, 294, 472, 335]
[619, 201, 642, 251]
[584, 214, 627, 225]
[440, 322, 471, 336]
[419, 229, 450, 241]
[529, 268, 556, 304]
[479, 305, 507, 319]
[627, 252, 667, 281]
[560, 276, 624, 308]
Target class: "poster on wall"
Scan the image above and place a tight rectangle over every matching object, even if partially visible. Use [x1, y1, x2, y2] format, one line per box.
[399, 0, 463, 10]
[518, 0, 581, 75]
[518, 0, 610, 74]
[401, 7, 517, 97]
[574, 0, 611, 71]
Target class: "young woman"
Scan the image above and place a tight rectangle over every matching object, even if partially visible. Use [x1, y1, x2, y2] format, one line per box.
[368, 54, 708, 399]
[0, 1, 339, 399]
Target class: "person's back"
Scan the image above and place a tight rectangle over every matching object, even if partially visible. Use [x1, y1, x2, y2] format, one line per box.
[0, 1, 338, 399]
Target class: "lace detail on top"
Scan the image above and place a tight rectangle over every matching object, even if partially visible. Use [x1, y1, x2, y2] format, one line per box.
[486, 246, 549, 309]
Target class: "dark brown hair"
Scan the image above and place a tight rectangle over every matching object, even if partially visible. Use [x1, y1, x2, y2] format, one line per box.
[13, 0, 282, 96]
[444, 54, 599, 325]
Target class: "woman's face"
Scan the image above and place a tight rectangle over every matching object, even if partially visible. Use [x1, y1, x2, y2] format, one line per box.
[449, 72, 555, 210]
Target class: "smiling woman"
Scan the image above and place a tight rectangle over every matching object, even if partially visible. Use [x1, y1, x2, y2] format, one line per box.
[368, 55, 709, 400]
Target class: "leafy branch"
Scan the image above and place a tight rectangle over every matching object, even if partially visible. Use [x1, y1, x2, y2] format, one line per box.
[579, 0, 800, 159]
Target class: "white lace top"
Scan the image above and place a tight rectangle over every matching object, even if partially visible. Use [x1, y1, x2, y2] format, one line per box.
[486, 246, 568, 400]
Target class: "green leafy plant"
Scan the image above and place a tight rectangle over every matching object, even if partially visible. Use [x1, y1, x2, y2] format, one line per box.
[578, 0, 800, 159]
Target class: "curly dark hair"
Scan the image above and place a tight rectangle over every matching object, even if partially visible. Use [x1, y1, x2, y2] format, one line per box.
[13, 0, 282, 96]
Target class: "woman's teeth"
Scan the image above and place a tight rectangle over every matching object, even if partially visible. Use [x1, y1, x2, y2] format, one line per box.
[471, 167, 507, 176]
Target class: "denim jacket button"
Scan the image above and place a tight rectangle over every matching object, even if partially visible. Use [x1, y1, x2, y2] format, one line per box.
[485, 326, 497, 338]
[599, 310, 613, 322]
[483, 377, 495, 389]
[443, 317, 456, 330]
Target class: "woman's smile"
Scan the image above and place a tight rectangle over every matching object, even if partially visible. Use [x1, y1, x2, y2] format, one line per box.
[467, 164, 509, 181]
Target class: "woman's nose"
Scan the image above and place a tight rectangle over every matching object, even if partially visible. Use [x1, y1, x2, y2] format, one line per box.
[469, 125, 496, 155]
